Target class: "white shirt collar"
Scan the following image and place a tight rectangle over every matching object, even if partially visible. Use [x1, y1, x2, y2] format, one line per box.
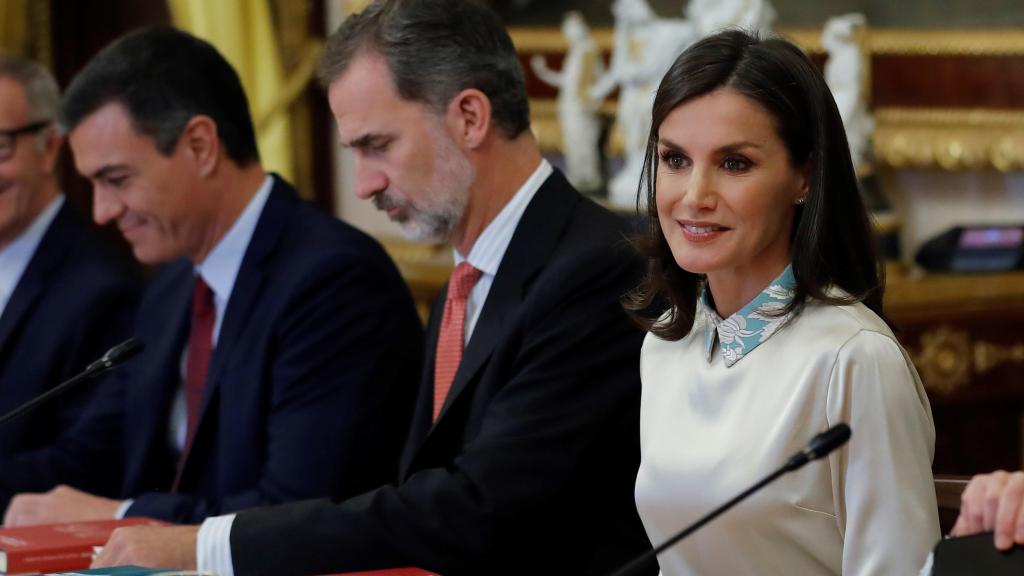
[195, 174, 273, 334]
[0, 194, 64, 315]
[454, 159, 552, 274]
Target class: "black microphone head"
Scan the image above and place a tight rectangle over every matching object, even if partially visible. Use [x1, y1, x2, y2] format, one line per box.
[101, 337, 144, 365]
[805, 423, 851, 461]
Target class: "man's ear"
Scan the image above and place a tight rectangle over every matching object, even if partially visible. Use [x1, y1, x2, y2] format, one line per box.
[180, 115, 220, 177]
[39, 126, 62, 175]
[447, 88, 492, 150]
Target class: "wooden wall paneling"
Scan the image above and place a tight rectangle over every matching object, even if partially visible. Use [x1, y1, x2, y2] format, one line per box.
[872, 55, 1024, 109]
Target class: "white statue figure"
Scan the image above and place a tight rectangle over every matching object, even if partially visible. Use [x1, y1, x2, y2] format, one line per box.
[531, 12, 605, 193]
[685, 0, 777, 37]
[590, 0, 697, 207]
[823, 13, 873, 171]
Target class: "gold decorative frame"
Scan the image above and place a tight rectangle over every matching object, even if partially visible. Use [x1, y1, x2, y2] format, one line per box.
[875, 108, 1024, 171]
[912, 325, 972, 394]
[514, 27, 1024, 172]
[510, 27, 1024, 58]
[909, 324, 1024, 395]
[859, 29, 1024, 56]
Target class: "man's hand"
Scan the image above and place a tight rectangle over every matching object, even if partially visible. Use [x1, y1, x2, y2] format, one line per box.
[91, 524, 199, 570]
[4, 485, 121, 526]
[951, 470, 1024, 550]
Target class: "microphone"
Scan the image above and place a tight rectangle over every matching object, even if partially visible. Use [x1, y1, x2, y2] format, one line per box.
[610, 423, 852, 576]
[83, 337, 144, 375]
[783, 422, 851, 472]
[0, 337, 144, 428]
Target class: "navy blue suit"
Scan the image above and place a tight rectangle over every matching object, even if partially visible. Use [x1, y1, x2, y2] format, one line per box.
[0, 202, 138, 502]
[231, 171, 654, 576]
[0, 178, 423, 524]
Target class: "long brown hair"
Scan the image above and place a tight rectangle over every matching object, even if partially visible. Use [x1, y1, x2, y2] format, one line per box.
[624, 30, 884, 341]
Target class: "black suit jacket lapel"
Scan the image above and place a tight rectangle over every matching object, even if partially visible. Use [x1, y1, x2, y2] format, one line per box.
[413, 171, 580, 454]
[0, 203, 72, 356]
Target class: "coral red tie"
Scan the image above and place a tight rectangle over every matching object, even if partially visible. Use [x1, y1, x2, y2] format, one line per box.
[433, 262, 482, 421]
[174, 276, 215, 490]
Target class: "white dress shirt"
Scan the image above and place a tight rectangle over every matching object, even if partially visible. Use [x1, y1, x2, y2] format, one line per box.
[635, 267, 941, 575]
[168, 174, 275, 452]
[456, 158, 551, 342]
[114, 175, 273, 521]
[0, 194, 63, 317]
[197, 160, 555, 576]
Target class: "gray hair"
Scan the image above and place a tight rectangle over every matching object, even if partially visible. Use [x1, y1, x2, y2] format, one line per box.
[0, 53, 60, 147]
[317, 0, 531, 140]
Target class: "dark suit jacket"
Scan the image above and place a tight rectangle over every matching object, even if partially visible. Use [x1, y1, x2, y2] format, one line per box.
[0, 178, 423, 524]
[232, 171, 654, 576]
[0, 201, 138, 501]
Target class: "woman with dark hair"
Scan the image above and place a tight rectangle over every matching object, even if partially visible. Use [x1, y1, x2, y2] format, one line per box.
[627, 30, 939, 574]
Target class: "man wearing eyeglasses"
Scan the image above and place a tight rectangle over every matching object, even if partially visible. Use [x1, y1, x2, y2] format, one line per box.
[0, 53, 138, 504]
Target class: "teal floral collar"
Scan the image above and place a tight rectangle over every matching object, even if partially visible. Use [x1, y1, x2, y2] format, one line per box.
[701, 265, 797, 367]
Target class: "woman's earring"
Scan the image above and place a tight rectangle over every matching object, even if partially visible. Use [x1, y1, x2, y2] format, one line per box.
[795, 197, 807, 205]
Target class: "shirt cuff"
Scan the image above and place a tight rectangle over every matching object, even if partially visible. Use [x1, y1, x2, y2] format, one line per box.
[197, 513, 237, 576]
[113, 499, 133, 519]
[918, 551, 934, 576]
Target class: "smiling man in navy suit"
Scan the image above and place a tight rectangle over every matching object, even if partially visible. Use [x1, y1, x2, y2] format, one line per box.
[0, 28, 423, 526]
[0, 55, 137, 496]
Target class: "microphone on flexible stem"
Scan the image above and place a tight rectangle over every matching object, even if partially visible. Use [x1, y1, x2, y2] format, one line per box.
[0, 337, 143, 428]
[610, 423, 852, 576]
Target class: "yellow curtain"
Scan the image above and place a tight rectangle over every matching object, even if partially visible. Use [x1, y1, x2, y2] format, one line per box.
[0, 0, 28, 54]
[169, 0, 319, 184]
[347, 0, 374, 13]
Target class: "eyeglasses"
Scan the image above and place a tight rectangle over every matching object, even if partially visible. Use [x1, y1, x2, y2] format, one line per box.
[0, 120, 51, 162]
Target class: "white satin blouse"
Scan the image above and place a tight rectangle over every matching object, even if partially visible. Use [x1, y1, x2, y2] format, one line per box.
[635, 270, 940, 575]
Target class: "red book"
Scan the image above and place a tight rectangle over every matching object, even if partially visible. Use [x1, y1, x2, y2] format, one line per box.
[0, 517, 168, 575]
[321, 565, 438, 569]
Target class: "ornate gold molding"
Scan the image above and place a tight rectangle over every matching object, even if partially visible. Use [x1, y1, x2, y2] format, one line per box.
[865, 29, 1024, 56]
[913, 325, 972, 394]
[874, 108, 1024, 171]
[974, 340, 1024, 375]
[511, 27, 1024, 57]
[909, 324, 1024, 395]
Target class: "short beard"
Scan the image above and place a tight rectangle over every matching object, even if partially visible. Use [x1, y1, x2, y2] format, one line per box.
[383, 125, 474, 244]
[394, 186, 466, 244]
